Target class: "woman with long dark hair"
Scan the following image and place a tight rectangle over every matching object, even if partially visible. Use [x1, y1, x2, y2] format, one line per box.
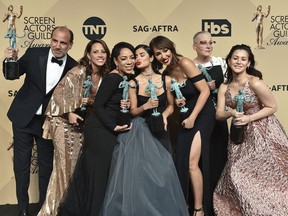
[99, 44, 189, 216]
[150, 36, 215, 216]
[57, 42, 134, 216]
[38, 39, 110, 216]
[213, 44, 288, 215]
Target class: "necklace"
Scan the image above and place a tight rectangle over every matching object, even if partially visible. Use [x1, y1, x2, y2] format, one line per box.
[91, 73, 102, 90]
[139, 72, 157, 86]
[141, 71, 154, 76]
[196, 57, 214, 71]
[199, 61, 214, 71]
[92, 78, 102, 89]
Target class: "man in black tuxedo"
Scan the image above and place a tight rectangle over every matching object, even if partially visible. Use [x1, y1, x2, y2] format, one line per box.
[3, 26, 78, 216]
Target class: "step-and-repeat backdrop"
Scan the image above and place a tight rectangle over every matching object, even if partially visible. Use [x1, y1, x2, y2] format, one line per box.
[1, 0, 287, 204]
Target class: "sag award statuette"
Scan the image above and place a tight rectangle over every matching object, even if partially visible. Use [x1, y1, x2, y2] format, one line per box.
[198, 64, 218, 107]
[3, 5, 24, 80]
[230, 89, 252, 144]
[74, 75, 93, 125]
[81, 75, 93, 111]
[197, 64, 218, 94]
[170, 78, 188, 113]
[117, 76, 131, 126]
[145, 78, 164, 132]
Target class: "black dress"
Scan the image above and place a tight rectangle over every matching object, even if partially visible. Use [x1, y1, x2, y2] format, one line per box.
[136, 75, 172, 154]
[57, 73, 127, 216]
[196, 56, 229, 206]
[175, 74, 215, 215]
[99, 75, 189, 216]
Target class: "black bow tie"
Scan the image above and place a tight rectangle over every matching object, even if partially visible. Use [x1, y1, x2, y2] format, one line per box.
[51, 57, 63, 66]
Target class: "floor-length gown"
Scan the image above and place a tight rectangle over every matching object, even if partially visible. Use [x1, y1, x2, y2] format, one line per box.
[213, 81, 288, 216]
[196, 56, 229, 203]
[38, 66, 87, 216]
[99, 117, 189, 216]
[57, 73, 126, 216]
[175, 74, 215, 215]
[99, 75, 189, 216]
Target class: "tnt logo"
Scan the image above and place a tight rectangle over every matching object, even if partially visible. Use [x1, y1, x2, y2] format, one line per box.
[82, 17, 107, 40]
[202, 19, 231, 37]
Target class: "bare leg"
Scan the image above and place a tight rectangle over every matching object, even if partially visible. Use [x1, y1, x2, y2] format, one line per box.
[256, 26, 260, 48]
[189, 131, 204, 216]
[259, 25, 264, 48]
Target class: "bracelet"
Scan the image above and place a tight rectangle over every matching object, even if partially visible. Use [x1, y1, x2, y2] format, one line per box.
[247, 115, 251, 123]
[225, 106, 231, 118]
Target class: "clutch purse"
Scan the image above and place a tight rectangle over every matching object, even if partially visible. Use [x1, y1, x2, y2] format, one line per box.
[74, 107, 87, 126]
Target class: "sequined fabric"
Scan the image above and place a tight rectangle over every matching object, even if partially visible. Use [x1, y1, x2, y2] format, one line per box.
[213, 82, 288, 216]
[38, 66, 86, 216]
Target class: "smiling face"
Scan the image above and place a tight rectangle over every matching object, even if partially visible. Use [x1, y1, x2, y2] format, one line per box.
[50, 28, 73, 59]
[152, 47, 172, 66]
[87, 42, 108, 68]
[114, 48, 135, 75]
[228, 49, 251, 74]
[135, 47, 153, 70]
[193, 32, 214, 58]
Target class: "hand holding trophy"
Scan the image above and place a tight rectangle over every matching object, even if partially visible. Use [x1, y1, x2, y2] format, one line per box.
[145, 78, 161, 116]
[81, 75, 93, 111]
[197, 64, 218, 94]
[145, 78, 164, 132]
[170, 78, 188, 113]
[3, 5, 24, 80]
[74, 75, 93, 125]
[117, 76, 131, 126]
[230, 89, 253, 144]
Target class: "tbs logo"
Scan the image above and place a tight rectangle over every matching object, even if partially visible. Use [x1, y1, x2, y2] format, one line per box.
[202, 19, 231, 37]
[82, 17, 107, 40]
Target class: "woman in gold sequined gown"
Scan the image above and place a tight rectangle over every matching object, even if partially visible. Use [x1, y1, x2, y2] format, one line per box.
[213, 44, 288, 216]
[37, 40, 110, 216]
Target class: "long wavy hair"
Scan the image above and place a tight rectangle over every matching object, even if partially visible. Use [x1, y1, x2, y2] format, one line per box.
[225, 44, 263, 84]
[79, 39, 111, 78]
[149, 35, 183, 75]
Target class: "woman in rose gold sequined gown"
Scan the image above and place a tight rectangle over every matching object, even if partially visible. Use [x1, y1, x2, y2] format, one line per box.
[38, 40, 110, 216]
[213, 44, 288, 216]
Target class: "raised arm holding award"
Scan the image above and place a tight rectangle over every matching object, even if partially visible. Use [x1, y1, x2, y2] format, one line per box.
[3, 5, 24, 80]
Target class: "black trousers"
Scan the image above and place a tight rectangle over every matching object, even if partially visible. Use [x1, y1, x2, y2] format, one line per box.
[12, 115, 53, 211]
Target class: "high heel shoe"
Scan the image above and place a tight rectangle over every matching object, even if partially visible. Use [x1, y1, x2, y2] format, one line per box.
[193, 206, 204, 216]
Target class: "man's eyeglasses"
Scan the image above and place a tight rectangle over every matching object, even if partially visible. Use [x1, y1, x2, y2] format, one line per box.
[198, 41, 216, 47]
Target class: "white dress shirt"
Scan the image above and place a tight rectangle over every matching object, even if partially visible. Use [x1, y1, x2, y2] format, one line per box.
[35, 49, 67, 115]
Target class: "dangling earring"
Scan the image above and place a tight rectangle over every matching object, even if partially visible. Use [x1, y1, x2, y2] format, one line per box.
[116, 66, 119, 71]
[89, 59, 91, 65]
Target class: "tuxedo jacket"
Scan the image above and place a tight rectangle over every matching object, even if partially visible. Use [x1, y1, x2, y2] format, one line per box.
[3, 47, 78, 128]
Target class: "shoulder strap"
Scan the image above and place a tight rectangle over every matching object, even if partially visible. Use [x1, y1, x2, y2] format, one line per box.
[188, 73, 204, 83]
[161, 74, 166, 90]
